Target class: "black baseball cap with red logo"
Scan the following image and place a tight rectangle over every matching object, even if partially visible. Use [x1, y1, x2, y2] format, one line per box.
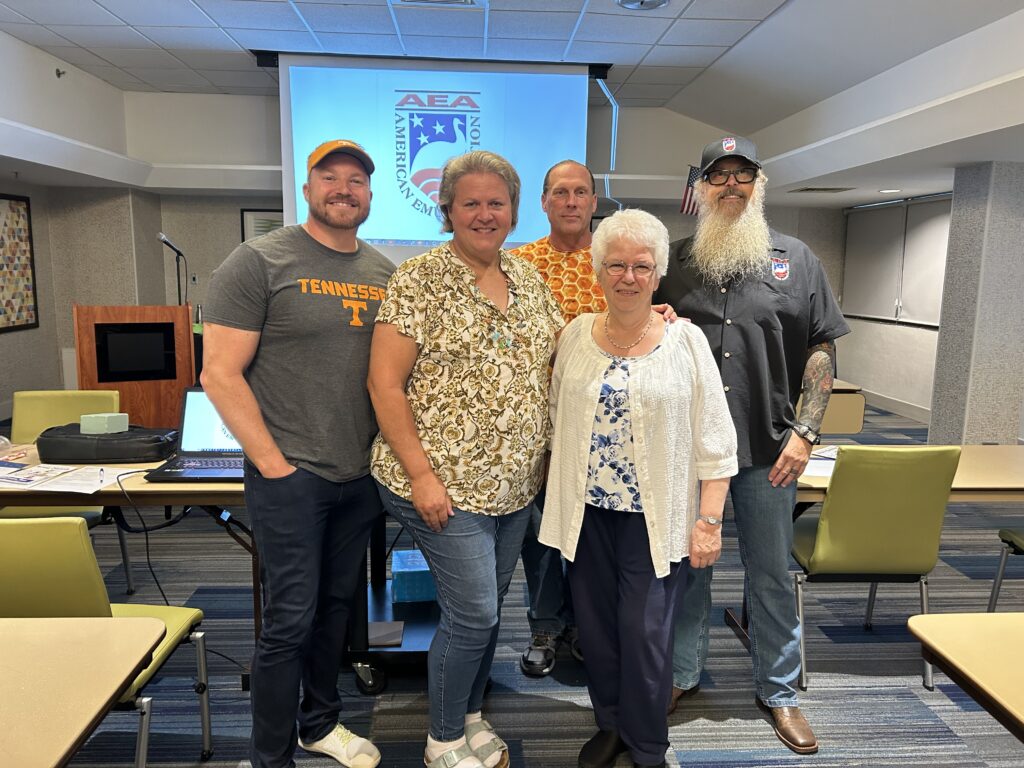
[699, 136, 761, 176]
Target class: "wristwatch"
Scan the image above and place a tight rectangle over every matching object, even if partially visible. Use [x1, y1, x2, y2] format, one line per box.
[698, 515, 723, 526]
[793, 423, 821, 445]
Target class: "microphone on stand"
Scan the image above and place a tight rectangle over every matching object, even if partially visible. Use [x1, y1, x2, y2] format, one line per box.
[158, 232, 187, 305]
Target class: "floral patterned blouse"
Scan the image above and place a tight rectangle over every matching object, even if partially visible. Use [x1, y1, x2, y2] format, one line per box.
[586, 357, 644, 513]
[370, 243, 564, 516]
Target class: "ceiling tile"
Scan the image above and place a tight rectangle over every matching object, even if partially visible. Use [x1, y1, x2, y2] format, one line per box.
[2, 0, 121, 25]
[198, 69, 277, 87]
[0, 23, 74, 46]
[193, 0, 306, 30]
[222, 86, 279, 96]
[77, 64, 144, 85]
[121, 83, 161, 92]
[95, 0, 216, 27]
[485, 37, 569, 60]
[127, 67, 213, 86]
[614, 98, 667, 108]
[89, 47, 186, 68]
[46, 24, 156, 47]
[566, 40, 650, 66]
[39, 45, 113, 68]
[683, 0, 786, 20]
[226, 28, 321, 51]
[403, 34, 484, 58]
[393, 7, 485, 37]
[488, 11, 578, 41]
[662, 18, 757, 46]
[166, 50, 257, 70]
[627, 65, 702, 85]
[0, 6, 32, 23]
[641, 44, 725, 67]
[135, 26, 242, 50]
[613, 82, 681, 100]
[161, 84, 222, 94]
[295, 3, 394, 33]
[316, 32, 405, 55]
[576, 12, 672, 44]
[489, 0, 585, 10]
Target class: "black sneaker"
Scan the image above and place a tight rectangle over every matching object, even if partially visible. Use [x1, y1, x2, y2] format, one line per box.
[520, 632, 559, 676]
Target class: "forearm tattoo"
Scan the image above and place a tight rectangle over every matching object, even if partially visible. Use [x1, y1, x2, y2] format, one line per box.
[797, 341, 836, 432]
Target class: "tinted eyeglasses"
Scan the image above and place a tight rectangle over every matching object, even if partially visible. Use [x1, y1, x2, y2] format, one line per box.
[603, 262, 656, 278]
[704, 167, 758, 185]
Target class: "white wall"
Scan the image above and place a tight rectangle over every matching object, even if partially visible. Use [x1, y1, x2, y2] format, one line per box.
[0, 31, 127, 154]
[837, 319, 938, 422]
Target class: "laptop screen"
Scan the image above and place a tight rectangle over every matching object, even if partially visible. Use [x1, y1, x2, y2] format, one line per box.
[179, 389, 243, 454]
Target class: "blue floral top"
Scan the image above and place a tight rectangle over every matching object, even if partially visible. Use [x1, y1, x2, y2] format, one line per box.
[585, 355, 644, 512]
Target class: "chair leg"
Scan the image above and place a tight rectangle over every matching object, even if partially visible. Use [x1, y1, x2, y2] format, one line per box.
[134, 696, 153, 768]
[795, 572, 808, 690]
[920, 577, 934, 690]
[191, 630, 214, 761]
[988, 544, 1011, 612]
[865, 582, 878, 629]
[116, 524, 135, 595]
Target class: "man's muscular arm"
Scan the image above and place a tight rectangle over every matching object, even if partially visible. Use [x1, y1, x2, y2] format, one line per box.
[768, 340, 836, 488]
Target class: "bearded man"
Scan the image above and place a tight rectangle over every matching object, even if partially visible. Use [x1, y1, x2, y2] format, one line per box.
[654, 136, 849, 755]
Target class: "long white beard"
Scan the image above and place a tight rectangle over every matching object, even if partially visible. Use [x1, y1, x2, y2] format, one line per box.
[691, 176, 772, 285]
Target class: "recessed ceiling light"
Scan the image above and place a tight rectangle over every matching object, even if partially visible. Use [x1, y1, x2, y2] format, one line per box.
[878, 189, 902, 193]
[616, 0, 671, 9]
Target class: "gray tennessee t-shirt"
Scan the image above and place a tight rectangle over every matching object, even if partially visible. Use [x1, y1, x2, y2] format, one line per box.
[205, 224, 395, 483]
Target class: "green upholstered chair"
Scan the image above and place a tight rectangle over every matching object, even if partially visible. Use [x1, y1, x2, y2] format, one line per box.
[987, 528, 1024, 611]
[791, 445, 961, 690]
[0, 518, 212, 767]
[3, 389, 135, 593]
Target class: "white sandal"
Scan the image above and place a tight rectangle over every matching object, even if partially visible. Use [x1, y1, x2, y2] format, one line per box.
[424, 741, 483, 768]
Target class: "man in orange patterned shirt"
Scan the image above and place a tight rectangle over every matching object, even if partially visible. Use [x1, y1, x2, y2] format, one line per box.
[511, 160, 605, 676]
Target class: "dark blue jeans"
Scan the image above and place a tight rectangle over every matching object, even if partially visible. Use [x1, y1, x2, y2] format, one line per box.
[245, 463, 381, 768]
[521, 487, 574, 635]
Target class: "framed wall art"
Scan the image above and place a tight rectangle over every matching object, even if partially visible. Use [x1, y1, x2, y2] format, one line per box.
[241, 209, 284, 242]
[0, 194, 39, 333]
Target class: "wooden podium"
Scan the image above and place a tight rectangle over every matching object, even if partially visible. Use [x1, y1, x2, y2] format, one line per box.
[73, 305, 194, 428]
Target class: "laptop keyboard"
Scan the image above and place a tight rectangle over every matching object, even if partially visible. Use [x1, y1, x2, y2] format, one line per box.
[179, 457, 243, 469]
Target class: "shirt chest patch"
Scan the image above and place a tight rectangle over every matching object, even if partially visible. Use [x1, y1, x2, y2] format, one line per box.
[770, 257, 790, 281]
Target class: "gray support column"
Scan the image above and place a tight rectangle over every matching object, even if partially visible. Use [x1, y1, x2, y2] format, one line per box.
[930, 162, 1024, 444]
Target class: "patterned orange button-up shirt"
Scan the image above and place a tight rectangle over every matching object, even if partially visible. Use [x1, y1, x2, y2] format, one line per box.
[511, 236, 606, 321]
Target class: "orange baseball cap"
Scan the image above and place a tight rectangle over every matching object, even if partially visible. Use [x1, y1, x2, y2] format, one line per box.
[306, 139, 375, 176]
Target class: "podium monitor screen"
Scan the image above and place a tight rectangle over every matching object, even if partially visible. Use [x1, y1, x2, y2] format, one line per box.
[95, 322, 177, 383]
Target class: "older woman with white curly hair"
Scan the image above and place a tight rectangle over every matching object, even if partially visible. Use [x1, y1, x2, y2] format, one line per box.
[539, 208, 738, 768]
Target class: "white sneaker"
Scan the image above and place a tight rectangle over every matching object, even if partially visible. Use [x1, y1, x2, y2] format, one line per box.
[298, 723, 381, 768]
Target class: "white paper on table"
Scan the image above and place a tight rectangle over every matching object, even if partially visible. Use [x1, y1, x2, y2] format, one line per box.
[803, 459, 836, 478]
[812, 445, 839, 458]
[30, 465, 129, 493]
[0, 463, 77, 489]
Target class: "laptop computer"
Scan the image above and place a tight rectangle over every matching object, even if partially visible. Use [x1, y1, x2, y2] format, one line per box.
[145, 388, 244, 482]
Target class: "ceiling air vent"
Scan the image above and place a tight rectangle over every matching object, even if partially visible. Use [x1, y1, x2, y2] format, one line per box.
[789, 187, 855, 194]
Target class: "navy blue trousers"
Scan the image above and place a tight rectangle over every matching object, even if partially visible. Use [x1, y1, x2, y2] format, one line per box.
[568, 504, 682, 766]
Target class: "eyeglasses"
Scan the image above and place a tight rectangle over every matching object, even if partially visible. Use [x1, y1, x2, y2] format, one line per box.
[603, 262, 656, 278]
[704, 167, 758, 185]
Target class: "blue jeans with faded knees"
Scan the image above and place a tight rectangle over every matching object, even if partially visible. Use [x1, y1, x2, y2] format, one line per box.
[376, 482, 533, 740]
[672, 464, 801, 707]
[245, 464, 382, 768]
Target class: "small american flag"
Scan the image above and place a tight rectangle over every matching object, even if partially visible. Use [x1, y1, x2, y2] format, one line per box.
[679, 165, 700, 216]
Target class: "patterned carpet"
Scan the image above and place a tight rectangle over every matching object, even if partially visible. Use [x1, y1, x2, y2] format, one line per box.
[66, 406, 1023, 767]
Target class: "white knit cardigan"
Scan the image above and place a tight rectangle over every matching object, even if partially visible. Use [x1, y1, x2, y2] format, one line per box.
[539, 315, 738, 577]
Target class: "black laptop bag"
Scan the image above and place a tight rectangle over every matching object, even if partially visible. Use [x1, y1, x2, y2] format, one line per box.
[36, 424, 178, 464]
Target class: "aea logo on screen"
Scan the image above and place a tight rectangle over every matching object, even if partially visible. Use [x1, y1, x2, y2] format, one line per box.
[394, 91, 482, 220]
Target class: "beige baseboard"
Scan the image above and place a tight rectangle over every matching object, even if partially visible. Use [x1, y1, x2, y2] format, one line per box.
[862, 390, 931, 425]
